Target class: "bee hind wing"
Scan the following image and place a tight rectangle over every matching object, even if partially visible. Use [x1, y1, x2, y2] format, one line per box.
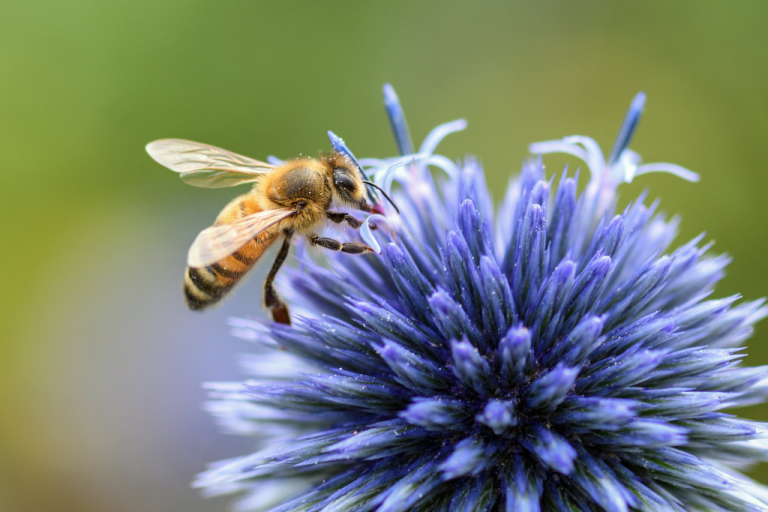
[187, 208, 295, 268]
[146, 139, 275, 188]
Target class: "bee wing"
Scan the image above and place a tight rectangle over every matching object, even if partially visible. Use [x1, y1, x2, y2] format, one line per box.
[146, 139, 275, 188]
[187, 208, 294, 268]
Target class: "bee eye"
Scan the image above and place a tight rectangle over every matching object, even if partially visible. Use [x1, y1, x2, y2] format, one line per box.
[333, 168, 357, 193]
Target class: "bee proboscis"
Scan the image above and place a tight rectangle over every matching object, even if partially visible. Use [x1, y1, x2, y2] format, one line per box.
[146, 136, 396, 324]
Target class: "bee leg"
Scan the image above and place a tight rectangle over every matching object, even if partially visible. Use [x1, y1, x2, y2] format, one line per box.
[263, 237, 292, 325]
[326, 211, 363, 229]
[309, 236, 375, 254]
[340, 242, 376, 254]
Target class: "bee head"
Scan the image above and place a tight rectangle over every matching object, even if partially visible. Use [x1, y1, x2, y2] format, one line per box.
[330, 155, 370, 211]
[326, 131, 400, 214]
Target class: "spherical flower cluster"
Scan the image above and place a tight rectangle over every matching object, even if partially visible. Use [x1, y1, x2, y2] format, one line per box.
[197, 86, 768, 511]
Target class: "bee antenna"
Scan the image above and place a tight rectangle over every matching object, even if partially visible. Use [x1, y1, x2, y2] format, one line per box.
[361, 181, 400, 214]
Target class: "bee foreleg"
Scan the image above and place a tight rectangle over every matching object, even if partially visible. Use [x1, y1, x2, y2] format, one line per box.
[309, 236, 375, 254]
[326, 211, 363, 229]
[263, 237, 292, 325]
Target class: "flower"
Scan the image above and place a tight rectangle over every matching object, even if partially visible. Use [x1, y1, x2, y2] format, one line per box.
[197, 85, 768, 512]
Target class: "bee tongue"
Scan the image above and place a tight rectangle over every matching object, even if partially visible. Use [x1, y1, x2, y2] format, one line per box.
[369, 203, 385, 215]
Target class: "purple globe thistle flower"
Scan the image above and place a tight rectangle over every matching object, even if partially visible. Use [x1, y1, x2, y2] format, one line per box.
[197, 85, 768, 512]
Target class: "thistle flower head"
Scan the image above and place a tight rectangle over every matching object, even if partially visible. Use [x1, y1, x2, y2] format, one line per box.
[199, 86, 768, 512]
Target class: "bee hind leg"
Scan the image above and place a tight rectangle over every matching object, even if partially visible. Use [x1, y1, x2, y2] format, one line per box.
[309, 236, 375, 254]
[263, 237, 292, 325]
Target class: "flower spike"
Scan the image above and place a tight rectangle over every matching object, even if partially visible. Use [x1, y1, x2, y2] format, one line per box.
[608, 91, 646, 166]
[529, 93, 699, 228]
[201, 88, 768, 512]
[383, 83, 414, 157]
[529, 93, 699, 191]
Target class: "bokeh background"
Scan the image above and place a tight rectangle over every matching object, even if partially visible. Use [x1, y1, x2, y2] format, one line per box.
[2, 1, 768, 510]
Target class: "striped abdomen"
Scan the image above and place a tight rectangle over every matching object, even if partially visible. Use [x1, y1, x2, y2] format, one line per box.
[183, 193, 279, 310]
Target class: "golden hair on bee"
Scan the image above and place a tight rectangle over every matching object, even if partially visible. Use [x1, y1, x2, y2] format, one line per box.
[146, 135, 395, 325]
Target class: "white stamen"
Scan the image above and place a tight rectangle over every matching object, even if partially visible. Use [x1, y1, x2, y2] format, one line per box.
[419, 119, 467, 157]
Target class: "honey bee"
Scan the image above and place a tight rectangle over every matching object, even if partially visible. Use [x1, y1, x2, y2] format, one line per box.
[146, 135, 397, 324]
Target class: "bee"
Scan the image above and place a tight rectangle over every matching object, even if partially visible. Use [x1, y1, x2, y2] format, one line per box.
[146, 135, 397, 325]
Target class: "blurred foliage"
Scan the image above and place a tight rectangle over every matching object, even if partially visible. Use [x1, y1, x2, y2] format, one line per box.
[2, 1, 768, 511]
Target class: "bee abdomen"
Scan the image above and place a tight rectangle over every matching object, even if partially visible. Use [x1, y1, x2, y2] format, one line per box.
[183, 263, 244, 310]
[181, 217, 278, 311]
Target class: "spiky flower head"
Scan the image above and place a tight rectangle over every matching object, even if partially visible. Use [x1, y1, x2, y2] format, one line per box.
[198, 86, 768, 512]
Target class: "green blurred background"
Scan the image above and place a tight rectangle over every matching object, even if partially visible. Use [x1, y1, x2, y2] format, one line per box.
[2, 1, 768, 510]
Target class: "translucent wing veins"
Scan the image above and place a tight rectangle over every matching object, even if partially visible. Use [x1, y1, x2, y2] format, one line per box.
[146, 139, 275, 188]
[187, 208, 294, 268]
